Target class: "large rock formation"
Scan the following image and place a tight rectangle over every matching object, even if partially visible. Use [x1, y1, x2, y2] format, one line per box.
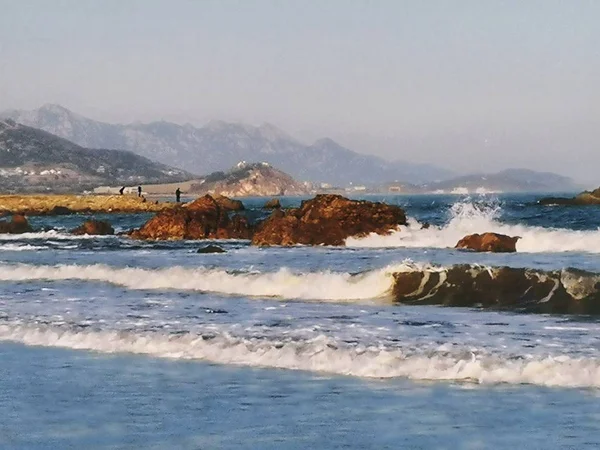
[129, 195, 252, 240]
[252, 194, 407, 246]
[455, 232, 520, 253]
[539, 188, 600, 205]
[71, 219, 114, 236]
[0, 214, 33, 234]
[392, 265, 600, 315]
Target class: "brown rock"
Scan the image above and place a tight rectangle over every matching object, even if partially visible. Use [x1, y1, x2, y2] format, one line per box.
[252, 194, 407, 246]
[71, 220, 115, 235]
[263, 198, 281, 209]
[210, 195, 244, 211]
[0, 214, 33, 234]
[129, 195, 252, 240]
[455, 232, 519, 253]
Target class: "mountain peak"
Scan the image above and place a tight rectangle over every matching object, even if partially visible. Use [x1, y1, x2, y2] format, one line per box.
[257, 122, 292, 141]
[40, 103, 71, 114]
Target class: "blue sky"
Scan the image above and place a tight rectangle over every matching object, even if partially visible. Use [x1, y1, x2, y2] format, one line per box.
[1, 1, 599, 181]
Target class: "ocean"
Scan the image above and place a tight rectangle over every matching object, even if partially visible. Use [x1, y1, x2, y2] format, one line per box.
[2, 193, 600, 449]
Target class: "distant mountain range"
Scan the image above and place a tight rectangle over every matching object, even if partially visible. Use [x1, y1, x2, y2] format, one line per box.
[0, 119, 195, 193]
[384, 168, 581, 194]
[1, 104, 453, 185]
[425, 168, 580, 193]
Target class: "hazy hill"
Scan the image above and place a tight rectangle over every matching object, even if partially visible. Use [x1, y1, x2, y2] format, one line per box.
[414, 168, 581, 193]
[0, 119, 195, 192]
[189, 162, 310, 197]
[2, 104, 453, 185]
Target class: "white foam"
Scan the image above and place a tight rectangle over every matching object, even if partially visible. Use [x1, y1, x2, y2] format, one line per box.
[0, 243, 47, 251]
[347, 200, 600, 253]
[0, 230, 110, 241]
[0, 262, 407, 301]
[2, 323, 600, 388]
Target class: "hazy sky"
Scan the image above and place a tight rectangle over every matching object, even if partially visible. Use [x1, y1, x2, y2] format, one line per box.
[1, 1, 599, 182]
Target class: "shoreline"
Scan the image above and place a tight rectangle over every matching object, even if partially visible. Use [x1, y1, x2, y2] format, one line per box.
[0, 194, 177, 216]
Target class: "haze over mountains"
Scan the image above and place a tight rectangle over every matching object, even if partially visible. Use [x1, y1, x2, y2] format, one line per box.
[0, 119, 194, 192]
[2, 104, 453, 186]
[1, 104, 583, 193]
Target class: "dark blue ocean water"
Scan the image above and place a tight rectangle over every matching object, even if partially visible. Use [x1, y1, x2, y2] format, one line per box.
[1, 193, 600, 448]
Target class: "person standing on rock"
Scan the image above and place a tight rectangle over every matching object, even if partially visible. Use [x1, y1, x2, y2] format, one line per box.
[138, 186, 142, 197]
[175, 188, 181, 203]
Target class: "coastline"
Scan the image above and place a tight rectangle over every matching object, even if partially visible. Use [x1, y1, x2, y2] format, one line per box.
[0, 194, 176, 216]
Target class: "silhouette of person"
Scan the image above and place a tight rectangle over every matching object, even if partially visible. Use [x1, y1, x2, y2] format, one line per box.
[137, 186, 142, 197]
[175, 188, 181, 203]
[119, 186, 125, 195]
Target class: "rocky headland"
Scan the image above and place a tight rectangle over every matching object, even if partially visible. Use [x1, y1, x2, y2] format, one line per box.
[188, 162, 310, 197]
[539, 187, 600, 205]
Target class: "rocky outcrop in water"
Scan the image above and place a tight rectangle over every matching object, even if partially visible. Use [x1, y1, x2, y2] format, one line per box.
[539, 188, 600, 206]
[455, 233, 519, 253]
[252, 194, 407, 246]
[263, 198, 281, 209]
[0, 214, 33, 234]
[392, 265, 600, 314]
[71, 219, 114, 236]
[129, 195, 252, 240]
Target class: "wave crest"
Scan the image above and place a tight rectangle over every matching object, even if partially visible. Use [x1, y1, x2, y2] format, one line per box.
[2, 323, 600, 388]
[0, 262, 402, 301]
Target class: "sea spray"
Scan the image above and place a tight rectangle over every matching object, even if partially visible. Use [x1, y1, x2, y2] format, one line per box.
[347, 199, 600, 253]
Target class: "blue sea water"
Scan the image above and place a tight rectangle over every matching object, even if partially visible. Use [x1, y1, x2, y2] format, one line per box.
[2, 193, 600, 448]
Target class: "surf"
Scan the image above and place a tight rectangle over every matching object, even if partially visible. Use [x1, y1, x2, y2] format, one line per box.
[347, 200, 600, 253]
[2, 322, 600, 389]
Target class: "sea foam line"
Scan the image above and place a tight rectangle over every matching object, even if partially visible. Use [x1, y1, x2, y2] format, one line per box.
[2, 323, 600, 388]
[0, 262, 406, 301]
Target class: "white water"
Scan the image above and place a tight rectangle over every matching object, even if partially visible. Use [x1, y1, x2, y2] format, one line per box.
[0, 230, 111, 241]
[347, 201, 600, 253]
[0, 262, 404, 301]
[2, 323, 600, 388]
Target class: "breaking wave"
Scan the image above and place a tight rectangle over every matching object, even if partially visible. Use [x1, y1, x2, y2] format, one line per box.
[0, 262, 402, 301]
[347, 201, 600, 253]
[2, 322, 600, 388]
[0, 230, 111, 241]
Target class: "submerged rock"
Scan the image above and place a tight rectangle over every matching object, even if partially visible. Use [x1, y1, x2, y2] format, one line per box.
[392, 265, 600, 315]
[455, 232, 519, 253]
[71, 219, 114, 236]
[129, 194, 252, 240]
[0, 214, 33, 234]
[197, 245, 226, 253]
[252, 194, 407, 246]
